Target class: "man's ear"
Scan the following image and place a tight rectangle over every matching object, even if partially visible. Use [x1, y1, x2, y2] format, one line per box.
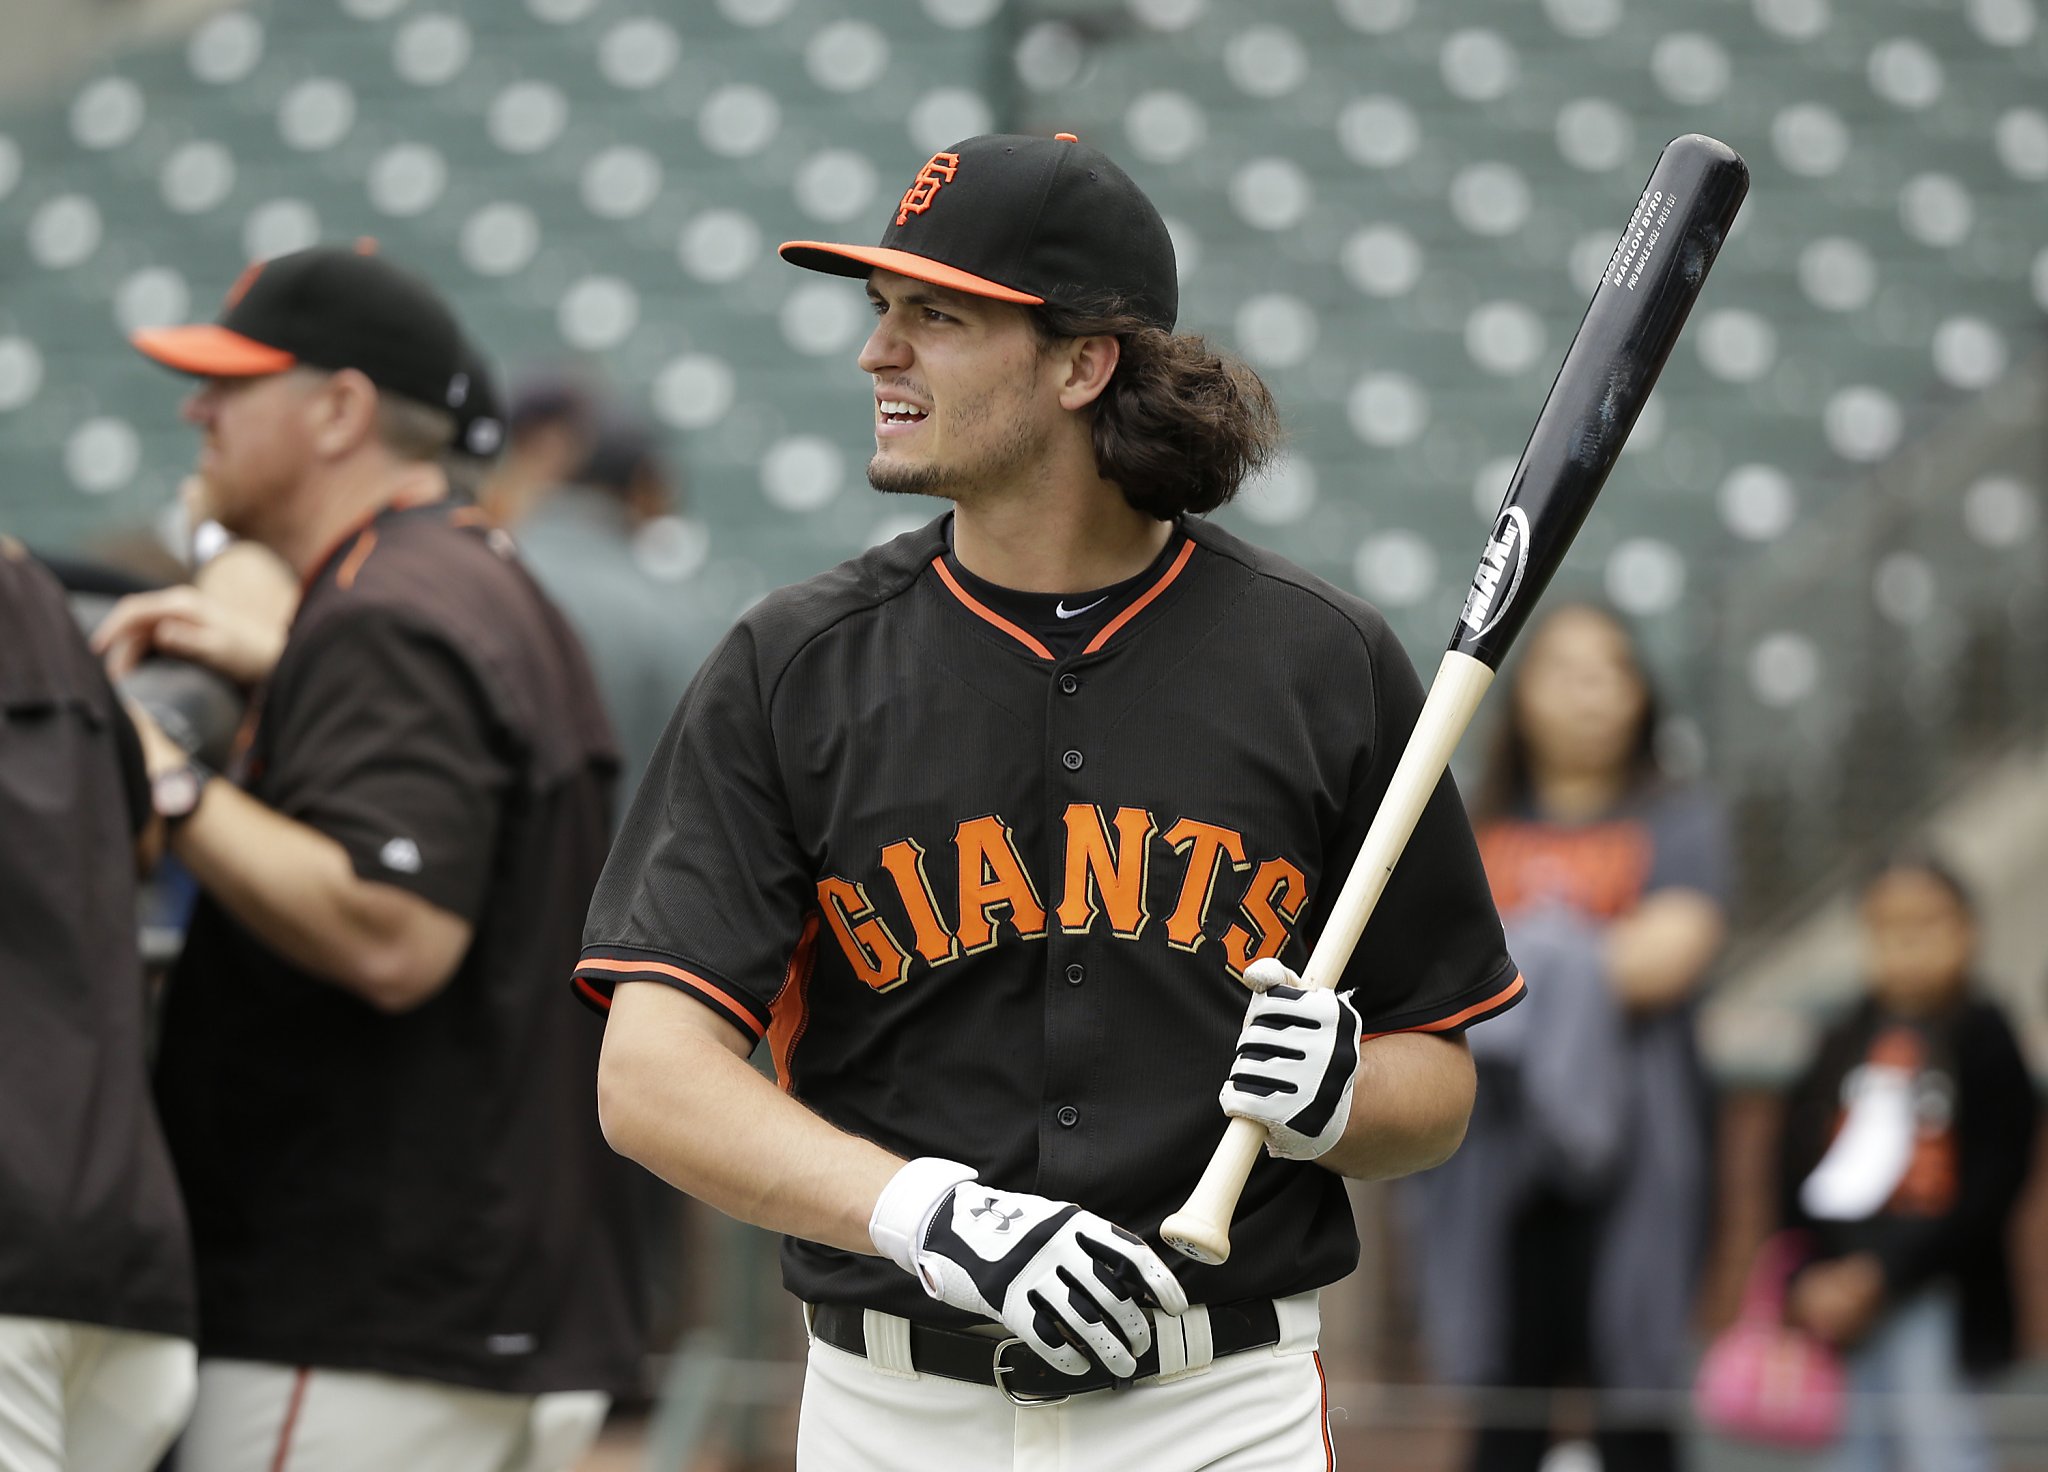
[1055, 334, 1121, 412]
[307, 369, 380, 458]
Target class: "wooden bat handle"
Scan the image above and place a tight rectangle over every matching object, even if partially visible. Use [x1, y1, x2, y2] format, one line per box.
[1160, 650, 1497, 1265]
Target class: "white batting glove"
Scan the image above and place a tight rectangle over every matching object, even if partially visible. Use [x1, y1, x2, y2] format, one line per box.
[1219, 957, 1364, 1160]
[869, 1158, 1189, 1378]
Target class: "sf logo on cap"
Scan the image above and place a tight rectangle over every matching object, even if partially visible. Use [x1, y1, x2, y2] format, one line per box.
[896, 152, 960, 226]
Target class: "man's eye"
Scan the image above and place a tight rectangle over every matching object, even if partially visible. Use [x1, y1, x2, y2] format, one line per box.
[923, 308, 953, 324]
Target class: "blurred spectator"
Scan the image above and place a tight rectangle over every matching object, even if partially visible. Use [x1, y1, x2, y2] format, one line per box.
[478, 373, 595, 529]
[1778, 851, 2038, 1472]
[0, 537, 197, 1471]
[1406, 602, 1730, 1472]
[512, 414, 707, 1354]
[514, 413, 703, 800]
[92, 245, 643, 1471]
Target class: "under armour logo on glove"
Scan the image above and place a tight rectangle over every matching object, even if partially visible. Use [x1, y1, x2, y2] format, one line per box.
[1218, 957, 1363, 1160]
[969, 1198, 1025, 1233]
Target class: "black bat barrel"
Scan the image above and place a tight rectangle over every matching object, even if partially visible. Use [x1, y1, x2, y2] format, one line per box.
[1449, 134, 1749, 670]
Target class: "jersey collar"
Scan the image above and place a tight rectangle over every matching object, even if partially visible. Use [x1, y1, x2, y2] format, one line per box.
[928, 527, 1198, 662]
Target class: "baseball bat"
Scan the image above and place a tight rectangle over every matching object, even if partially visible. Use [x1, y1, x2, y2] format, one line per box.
[1161, 135, 1748, 1267]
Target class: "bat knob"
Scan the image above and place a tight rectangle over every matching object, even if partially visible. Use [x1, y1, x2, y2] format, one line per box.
[1160, 1210, 1231, 1266]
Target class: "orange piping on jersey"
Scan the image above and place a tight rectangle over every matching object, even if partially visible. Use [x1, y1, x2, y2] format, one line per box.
[268, 1367, 310, 1472]
[930, 556, 1055, 660]
[766, 913, 823, 1093]
[1081, 538, 1195, 654]
[1362, 972, 1525, 1041]
[334, 528, 379, 591]
[576, 957, 766, 1040]
[572, 976, 611, 1011]
[1314, 1352, 1333, 1470]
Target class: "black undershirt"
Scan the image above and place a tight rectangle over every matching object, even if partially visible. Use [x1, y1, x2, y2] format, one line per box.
[941, 527, 1188, 658]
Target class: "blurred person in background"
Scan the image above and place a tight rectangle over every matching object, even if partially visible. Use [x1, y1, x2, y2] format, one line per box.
[91, 244, 643, 1472]
[1407, 602, 1729, 1472]
[514, 411, 703, 802]
[477, 373, 595, 530]
[0, 537, 197, 1472]
[1778, 851, 2038, 1472]
[510, 410, 708, 1358]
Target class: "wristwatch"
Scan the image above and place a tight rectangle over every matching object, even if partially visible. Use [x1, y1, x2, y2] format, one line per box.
[151, 757, 214, 830]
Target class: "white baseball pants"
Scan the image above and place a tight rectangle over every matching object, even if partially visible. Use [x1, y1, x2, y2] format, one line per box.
[0, 1315, 196, 1472]
[796, 1292, 1333, 1472]
[173, 1359, 608, 1472]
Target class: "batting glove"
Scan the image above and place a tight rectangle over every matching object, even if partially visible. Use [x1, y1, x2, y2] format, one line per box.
[869, 1157, 1189, 1378]
[1219, 957, 1363, 1160]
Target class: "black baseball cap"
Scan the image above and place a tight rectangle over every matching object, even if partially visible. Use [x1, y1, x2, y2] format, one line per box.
[781, 132, 1179, 331]
[132, 244, 471, 413]
[450, 335, 506, 460]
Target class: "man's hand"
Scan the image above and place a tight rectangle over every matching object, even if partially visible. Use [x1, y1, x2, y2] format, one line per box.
[94, 583, 286, 686]
[1219, 957, 1363, 1160]
[123, 697, 194, 780]
[869, 1159, 1188, 1377]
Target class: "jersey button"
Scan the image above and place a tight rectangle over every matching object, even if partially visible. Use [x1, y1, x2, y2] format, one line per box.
[1065, 963, 1085, 985]
[1056, 1105, 1081, 1128]
[1059, 673, 1080, 695]
[1061, 749, 1083, 771]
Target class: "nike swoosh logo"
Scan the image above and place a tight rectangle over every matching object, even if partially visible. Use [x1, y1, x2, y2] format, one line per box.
[1055, 596, 1108, 619]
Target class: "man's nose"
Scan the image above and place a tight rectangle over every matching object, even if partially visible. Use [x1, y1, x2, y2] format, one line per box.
[858, 316, 910, 376]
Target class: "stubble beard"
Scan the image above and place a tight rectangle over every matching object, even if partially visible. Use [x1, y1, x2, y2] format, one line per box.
[866, 383, 1051, 508]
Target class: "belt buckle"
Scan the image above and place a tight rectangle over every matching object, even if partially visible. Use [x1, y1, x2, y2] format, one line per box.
[991, 1338, 1072, 1407]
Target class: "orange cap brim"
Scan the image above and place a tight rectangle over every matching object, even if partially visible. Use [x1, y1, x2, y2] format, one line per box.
[131, 325, 297, 377]
[779, 242, 1044, 306]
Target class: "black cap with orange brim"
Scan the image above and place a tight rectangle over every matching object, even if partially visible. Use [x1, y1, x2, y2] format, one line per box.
[780, 133, 1178, 331]
[131, 245, 473, 414]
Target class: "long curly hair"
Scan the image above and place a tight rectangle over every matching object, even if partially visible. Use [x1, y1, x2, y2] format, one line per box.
[1031, 298, 1282, 520]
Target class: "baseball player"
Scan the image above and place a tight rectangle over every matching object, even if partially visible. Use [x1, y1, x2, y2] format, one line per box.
[96, 246, 643, 1472]
[585, 134, 1524, 1469]
[0, 540, 196, 1472]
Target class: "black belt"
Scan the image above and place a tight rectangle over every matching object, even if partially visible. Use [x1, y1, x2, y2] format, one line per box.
[809, 1298, 1281, 1404]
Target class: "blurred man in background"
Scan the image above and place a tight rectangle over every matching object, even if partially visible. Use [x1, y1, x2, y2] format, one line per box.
[93, 245, 643, 1472]
[515, 411, 702, 802]
[0, 537, 197, 1472]
[478, 374, 595, 531]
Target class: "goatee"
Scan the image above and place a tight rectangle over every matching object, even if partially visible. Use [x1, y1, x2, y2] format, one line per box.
[867, 455, 952, 498]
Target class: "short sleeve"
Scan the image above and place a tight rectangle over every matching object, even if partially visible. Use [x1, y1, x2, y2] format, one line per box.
[1329, 626, 1522, 1035]
[1642, 787, 1732, 905]
[574, 625, 816, 1045]
[261, 613, 509, 920]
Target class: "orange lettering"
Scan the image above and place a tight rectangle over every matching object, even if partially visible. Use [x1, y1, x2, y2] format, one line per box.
[954, 815, 1046, 953]
[878, 838, 959, 967]
[1222, 857, 1310, 978]
[1056, 805, 1156, 939]
[896, 152, 960, 226]
[817, 876, 912, 992]
[1161, 818, 1247, 953]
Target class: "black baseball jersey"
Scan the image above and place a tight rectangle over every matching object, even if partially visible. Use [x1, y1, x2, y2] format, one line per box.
[156, 503, 644, 1394]
[579, 513, 1520, 1321]
[0, 541, 195, 1340]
